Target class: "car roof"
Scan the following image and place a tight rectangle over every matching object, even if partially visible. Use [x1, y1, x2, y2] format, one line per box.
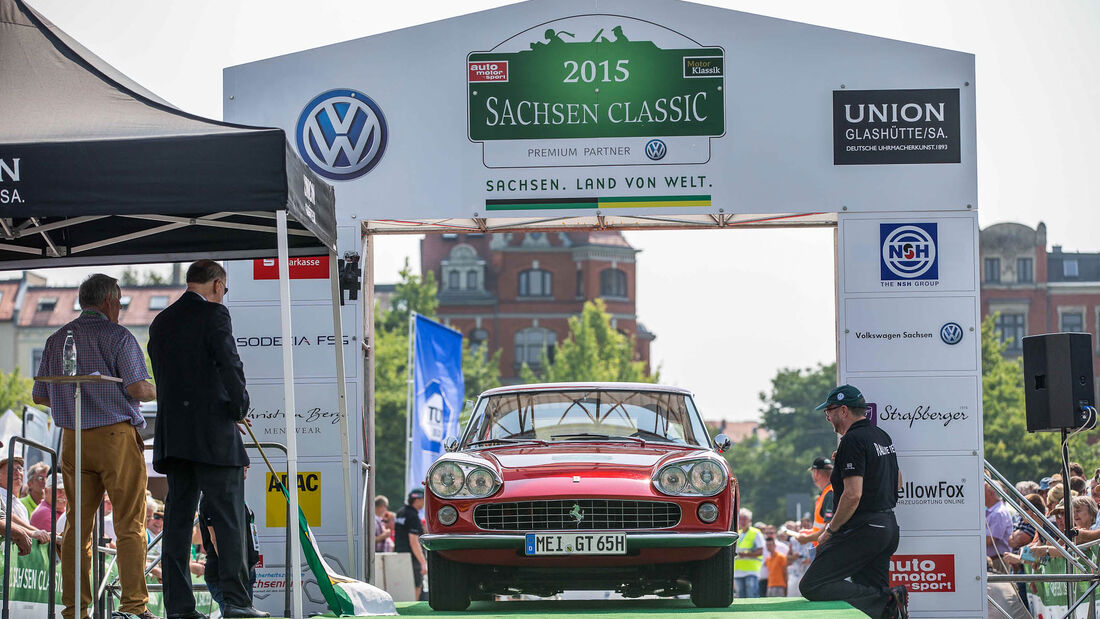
[479, 382, 694, 397]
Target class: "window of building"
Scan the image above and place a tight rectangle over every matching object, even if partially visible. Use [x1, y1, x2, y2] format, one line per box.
[1065, 259, 1079, 278]
[1061, 311, 1085, 333]
[442, 244, 484, 293]
[31, 348, 43, 372]
[518, 269, 552, 297]
[984, 258, 1000, 283]
[149, 295, 170, 310]
[72, 298, 81, 311]
[36, 297, 57, 312]
[514, 327, 556, 366]
[466, 270, 478, 290]
[600, 268, 628, 298]
[994, 313, 1026, 353]
[119, 296, 132, 310]
[1016, 257, 1033, 283]
[576, 269, 583, 297]
[448, 270, 460, 290]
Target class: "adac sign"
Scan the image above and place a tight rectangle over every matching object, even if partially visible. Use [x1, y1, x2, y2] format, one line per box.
[266, 471, 322, 527]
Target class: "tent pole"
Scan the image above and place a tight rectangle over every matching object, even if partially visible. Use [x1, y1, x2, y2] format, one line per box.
[362, 230, 377, 584]
[329, 250, 356, 579]
[276, 211, 303, 619]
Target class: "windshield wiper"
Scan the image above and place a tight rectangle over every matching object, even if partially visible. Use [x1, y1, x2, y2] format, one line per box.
[466, 437, 548, 448]
[550, 433, 646, 445]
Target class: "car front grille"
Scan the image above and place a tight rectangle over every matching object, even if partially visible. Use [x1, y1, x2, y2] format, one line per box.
[473, 499, 681, 531]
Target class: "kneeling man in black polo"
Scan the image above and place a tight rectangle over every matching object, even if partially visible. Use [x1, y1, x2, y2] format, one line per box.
[799, 385, 909, 619]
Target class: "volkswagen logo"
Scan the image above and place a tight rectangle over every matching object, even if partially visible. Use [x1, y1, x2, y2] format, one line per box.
[644, 139, 667, 161]
[296, 89, 388, 181]
[940, 322, 963, 345]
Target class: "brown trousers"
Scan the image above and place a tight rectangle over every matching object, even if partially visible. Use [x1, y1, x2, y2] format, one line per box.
[60, 422, 149, 618]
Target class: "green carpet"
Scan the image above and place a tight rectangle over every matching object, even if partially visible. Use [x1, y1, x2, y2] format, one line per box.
[393, 598, 862, 617]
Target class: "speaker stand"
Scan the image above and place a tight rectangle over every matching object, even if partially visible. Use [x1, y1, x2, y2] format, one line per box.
[1062, 426, 1074, 610]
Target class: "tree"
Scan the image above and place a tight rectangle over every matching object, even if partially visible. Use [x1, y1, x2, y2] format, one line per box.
[0, 368, 35, 416]
[371, 261, 501, 503]
[520, 299, 657, 383]
[119, 267, 166, 286]
[979, 315, 1095, 483]
[722, 363, 839, 525]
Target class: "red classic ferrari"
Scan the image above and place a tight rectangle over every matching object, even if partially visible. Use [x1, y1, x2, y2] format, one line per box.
[420, 383, 738, 610]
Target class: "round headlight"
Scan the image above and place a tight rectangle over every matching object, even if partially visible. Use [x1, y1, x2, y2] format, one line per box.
[656, 465, 687, 495]
[689, 460, 725, 495]
[697, 502, 719, 523]
[437, 505, 458, 526]
[429, 461, 465, 497]
[465, 468, 497, 497]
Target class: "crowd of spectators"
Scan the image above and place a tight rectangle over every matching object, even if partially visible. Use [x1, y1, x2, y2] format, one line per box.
[985, 462, 1100, 617]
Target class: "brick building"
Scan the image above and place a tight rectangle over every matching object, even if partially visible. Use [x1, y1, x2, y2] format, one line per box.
[421, 231, 654, 382]
[980, 222, 1100, 396]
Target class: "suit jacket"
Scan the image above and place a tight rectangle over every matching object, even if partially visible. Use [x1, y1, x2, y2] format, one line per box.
[149, 291, 249, 471]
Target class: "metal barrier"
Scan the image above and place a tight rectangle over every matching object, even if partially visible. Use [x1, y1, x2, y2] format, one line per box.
[985, 459, 1100, 619]
[2, 436, 58, 619]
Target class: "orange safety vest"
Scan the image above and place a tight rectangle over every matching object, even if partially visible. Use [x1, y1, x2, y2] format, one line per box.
[811, 483, 835, 547]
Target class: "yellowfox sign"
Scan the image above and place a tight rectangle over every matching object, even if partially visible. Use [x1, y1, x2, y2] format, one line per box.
[266, 471, 322, 527]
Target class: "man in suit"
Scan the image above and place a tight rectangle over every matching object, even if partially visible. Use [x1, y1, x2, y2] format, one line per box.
[149, 260, 267, 619]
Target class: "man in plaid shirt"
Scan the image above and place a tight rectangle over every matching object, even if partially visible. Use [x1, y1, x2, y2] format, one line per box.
[33, 273, 158, 619]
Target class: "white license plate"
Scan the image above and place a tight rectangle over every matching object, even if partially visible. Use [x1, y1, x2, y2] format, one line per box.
[524, 532, 627, 556]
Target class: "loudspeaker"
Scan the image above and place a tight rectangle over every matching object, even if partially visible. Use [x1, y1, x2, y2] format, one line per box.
[1023, 332, 1095, 432]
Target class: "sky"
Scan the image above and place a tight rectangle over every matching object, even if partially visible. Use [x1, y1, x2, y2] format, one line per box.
[11, 0, 1100, 421]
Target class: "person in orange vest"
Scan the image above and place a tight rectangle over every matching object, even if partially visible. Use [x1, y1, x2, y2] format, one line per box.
[796, 456, 836, 547]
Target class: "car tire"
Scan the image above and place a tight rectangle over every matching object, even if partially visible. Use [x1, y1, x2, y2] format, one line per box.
[427, 550, 471, 611]
[690, 545, 735, 608]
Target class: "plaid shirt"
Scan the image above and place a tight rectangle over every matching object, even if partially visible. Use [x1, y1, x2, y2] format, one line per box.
[32, 310, 149, 430]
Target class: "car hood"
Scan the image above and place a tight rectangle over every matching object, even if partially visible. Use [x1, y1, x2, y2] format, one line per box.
[474, 443, 709, 478]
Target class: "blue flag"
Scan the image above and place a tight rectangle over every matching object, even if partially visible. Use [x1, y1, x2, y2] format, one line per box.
[408, 315, 464, 495]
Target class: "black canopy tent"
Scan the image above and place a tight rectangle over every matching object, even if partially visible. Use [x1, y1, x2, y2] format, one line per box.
[0, 1, 355, 617]
[0, 0, 336, 266]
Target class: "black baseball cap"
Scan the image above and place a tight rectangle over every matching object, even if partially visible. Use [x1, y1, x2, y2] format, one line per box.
[809, 457, 833, 471]
[814, 384, 866, 411]
[408, 487, 425, 501]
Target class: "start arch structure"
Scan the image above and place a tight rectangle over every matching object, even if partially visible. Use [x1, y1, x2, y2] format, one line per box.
[225, 1, 983, 616]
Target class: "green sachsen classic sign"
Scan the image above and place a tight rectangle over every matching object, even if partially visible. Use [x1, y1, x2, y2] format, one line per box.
[468, 22, 724, 142]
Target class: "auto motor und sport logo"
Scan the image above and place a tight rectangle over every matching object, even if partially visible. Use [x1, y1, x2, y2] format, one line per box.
[296, 89, 388, 181]
[880, 223, 938, 286]
[890, 554, 955, 593]
[940, 322, 963, 345]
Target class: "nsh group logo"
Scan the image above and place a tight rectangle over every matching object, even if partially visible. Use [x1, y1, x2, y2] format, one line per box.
[880, 223, 938, 287]
[296, 89, 388, 181]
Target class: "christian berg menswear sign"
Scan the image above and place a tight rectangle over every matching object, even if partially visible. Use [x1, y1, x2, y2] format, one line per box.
[224, 0, 976, 226]
[225, 1, 982, 616]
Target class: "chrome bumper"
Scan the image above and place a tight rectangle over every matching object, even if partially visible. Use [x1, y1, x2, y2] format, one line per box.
[420, 530, 739, 552]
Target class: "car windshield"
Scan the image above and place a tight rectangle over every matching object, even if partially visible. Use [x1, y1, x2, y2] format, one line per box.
[462, 389, 710, 448]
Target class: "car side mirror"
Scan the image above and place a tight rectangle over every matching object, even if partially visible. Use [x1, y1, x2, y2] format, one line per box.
[443, 436, 460, 452]
[713, 434, 731, 454]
